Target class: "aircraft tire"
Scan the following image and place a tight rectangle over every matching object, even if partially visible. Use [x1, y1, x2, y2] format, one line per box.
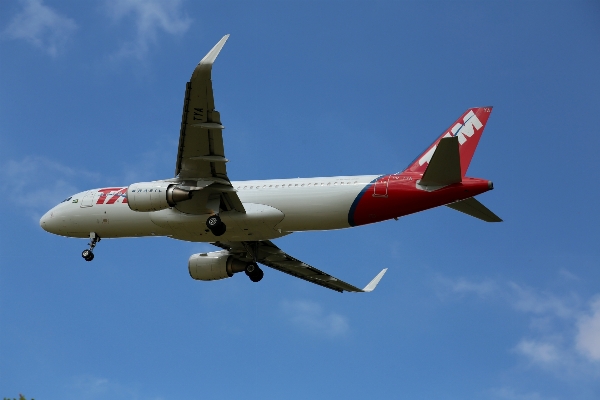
[211, 222, 226, 236]
[82, 249, 94, 261]
[206, 215, 222, 229]
[249, 268, 263, 282]
[245, 263, 263, 282]
[245, 263, 257, 275]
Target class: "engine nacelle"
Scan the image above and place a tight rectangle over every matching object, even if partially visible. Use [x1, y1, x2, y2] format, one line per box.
[127, 182, 192, 212]
[188, 251, 250, 281]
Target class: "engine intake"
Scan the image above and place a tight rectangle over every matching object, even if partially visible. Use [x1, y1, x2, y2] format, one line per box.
[188, 251, 250, 281]
[127, 182, 192, 212]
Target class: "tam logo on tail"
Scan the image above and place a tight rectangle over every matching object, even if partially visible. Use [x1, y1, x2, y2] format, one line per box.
[418, 110, 483, 166]
[405, 107, 492, 176]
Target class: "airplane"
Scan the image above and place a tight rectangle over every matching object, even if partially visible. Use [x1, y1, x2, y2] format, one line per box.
[39, 35, 501, 293]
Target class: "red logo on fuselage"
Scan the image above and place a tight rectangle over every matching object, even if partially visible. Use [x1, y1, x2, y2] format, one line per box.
[96, 188, 128, 205]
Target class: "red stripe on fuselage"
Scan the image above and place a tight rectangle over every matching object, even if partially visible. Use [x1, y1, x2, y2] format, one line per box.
[349, 173, 491, 226]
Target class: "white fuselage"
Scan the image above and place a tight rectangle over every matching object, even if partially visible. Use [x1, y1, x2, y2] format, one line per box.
[40, 175, 379, 243]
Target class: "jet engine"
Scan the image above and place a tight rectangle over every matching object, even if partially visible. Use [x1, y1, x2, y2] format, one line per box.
[127, 182, 192, 212]
[188, 251, 250, 281]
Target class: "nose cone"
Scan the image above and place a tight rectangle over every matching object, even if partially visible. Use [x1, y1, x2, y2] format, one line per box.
[40, 209, 60, 234]
[40, 210, 50, 231]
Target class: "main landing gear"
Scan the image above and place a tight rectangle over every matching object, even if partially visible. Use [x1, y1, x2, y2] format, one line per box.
[206, 214, 226, 236]
[82, 232, 100, 261]
[241, 241, 263, 282]
[245, 262, 264, 282]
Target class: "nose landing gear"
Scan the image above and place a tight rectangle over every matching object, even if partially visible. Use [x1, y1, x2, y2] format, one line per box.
[206, 214, 226, 236]
[82, 232, 100, 261]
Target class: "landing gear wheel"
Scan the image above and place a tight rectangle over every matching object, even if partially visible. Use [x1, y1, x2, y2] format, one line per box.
[82, 249, 94, 261]
[245, 263, 263, 282]
[211, 223, 226, 236]
[206, 215, 222, 229]
[206, 215, 226, 236]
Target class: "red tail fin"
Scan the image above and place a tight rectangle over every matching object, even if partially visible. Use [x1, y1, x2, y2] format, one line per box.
[404, 107, 493, 176]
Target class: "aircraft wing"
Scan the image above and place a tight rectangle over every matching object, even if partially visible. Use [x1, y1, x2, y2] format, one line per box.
[213, 241, 387, 293]
[173, 35, 245, 213]
[175, 35, 231, 182]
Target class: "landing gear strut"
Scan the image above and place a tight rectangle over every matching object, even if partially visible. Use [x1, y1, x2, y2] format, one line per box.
[82, 232, 100, 261]
[206, 214, 226, 236]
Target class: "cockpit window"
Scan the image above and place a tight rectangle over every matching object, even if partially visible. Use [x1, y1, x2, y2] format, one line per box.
[61, 197, 72, 203]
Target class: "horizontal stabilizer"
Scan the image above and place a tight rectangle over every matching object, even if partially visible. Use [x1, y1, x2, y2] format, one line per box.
[446, 197, 502, 222]
[362, 268, 388, 292]
[419, 136, 461, 186]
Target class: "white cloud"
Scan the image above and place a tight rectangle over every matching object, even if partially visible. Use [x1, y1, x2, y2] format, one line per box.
[489, 387, 555, 400]
[508, 282, 577, 319]
[281, 300, 349, 337]
[0, 156, 101, 221]
[436, 273, 600, 377]
[67, 374, 165, 400]
[105, 0, 191, 59]
[3, 0, 77, 57]
[576, 297, 600, 361]
[436, 275, 498, 297]
[514, 339, 560, 365]
[559, 268, 580, 281]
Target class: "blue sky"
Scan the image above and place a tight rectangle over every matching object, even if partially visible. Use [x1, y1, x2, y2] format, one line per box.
[1, 0, 600, 399]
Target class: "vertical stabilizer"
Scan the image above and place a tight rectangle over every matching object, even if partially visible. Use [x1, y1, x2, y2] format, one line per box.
[404, 107, 492, 176]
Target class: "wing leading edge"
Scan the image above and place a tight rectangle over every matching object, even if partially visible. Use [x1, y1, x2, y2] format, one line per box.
[213, 241, 387, 293]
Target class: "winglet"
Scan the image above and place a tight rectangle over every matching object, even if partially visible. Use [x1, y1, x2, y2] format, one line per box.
[362, 268, 388, 292]
[198, 34, 230, 69]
